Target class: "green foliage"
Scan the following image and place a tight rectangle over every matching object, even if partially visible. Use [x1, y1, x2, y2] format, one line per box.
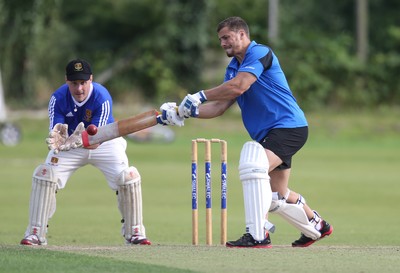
[0, 0, 209, 106]
[59, 0, 208, 102]
[276, 0, 400, 110]
[0, 0, 34, 105]
[278, 32, 365, 110]
[1, 0, 400, 109]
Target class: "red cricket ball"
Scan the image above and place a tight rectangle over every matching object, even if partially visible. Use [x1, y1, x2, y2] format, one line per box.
[86, 124, 98, 136]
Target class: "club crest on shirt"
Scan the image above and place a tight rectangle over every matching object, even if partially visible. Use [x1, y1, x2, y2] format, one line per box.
[84, 109, 93, 122]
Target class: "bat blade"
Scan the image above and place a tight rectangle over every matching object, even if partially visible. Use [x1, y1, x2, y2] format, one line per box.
[81, 109, 159, 147]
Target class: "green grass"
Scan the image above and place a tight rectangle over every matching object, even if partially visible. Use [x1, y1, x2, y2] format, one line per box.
[1, 107, 400, 272]
[0, 245, 196, 273]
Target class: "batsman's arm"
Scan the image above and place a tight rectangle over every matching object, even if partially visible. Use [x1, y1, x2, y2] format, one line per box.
[81, 109, 159, 147]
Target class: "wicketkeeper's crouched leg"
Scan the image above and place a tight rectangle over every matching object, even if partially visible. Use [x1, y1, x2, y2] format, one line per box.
[116, 166, 151, 245]
[21, 164, 58, 246]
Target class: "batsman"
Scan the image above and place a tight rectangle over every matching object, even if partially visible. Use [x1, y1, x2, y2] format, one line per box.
[20, 59, 182, 246]
[160, 17, 333, 248]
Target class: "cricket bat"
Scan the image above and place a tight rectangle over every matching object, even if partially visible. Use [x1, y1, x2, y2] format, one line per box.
[81, 109, 160, 147]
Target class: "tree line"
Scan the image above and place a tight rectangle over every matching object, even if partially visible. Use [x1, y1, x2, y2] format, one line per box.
[0, 0, 399, 110]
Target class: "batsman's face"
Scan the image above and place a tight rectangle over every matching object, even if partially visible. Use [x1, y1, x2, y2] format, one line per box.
[66, 76, 93, 102]
[218, 27, 246, 58]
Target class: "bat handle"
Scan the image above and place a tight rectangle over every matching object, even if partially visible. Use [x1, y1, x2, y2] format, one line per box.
[157, 106, 179, 115]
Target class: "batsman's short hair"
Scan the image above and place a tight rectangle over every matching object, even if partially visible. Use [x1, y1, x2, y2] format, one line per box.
[217, 16, 250, 37]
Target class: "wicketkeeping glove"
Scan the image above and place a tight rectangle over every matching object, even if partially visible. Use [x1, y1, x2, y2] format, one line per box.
[46, 123, 69, 154]
[156, 102, 185, 127]
[59, 122, 85, 151]
[178, 90, 207, 118]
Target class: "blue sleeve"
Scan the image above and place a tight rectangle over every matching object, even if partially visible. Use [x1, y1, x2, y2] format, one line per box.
[239, 45, 272, 79]
[48, 95, 65, 131]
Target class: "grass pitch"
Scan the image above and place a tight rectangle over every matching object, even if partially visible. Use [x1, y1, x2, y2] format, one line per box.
[1, 107, 400, 273]
[1, 244, 399, 273]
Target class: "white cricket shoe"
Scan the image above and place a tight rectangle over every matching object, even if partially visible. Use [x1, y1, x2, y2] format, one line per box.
[20, 234, 47, 246]
[126, 235, 151, 245]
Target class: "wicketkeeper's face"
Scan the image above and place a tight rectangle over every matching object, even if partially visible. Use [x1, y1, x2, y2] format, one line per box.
[66, 75, 93, 102]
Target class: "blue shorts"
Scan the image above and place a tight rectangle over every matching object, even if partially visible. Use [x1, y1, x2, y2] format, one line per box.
[259, 126, 308, 170]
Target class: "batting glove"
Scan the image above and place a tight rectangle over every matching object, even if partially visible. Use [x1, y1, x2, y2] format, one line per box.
[157, 102, 185, 127]
[178, 90, 207, 118]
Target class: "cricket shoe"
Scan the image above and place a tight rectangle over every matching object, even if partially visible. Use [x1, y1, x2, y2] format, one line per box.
[226, 233, 272, 248]
[20, 234, 47, 246]
[292, 220, 333, 247]
[126, 235, 152, 245]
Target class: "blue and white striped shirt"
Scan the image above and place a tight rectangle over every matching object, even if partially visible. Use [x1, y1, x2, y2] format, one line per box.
[48, 82, 114, 135]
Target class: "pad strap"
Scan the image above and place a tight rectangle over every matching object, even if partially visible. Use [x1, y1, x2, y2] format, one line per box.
[269, 192, 321, 240]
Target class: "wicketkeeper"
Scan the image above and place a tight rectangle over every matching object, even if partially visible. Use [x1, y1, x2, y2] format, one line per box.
[20, 59, 175, 246]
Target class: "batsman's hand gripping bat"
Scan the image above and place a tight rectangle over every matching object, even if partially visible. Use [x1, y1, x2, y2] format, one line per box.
[81, 109, 160, 147]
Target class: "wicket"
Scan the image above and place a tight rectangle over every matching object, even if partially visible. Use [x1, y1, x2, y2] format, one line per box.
[191, 138, 227, 246]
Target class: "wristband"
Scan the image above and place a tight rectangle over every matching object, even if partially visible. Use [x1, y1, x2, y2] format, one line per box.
[197, 90, 207, 103]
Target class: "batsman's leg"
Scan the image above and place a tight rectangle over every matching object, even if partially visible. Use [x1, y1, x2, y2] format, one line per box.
[21, 164, 58, 246]
[116, 166, 151, 245]
[226, 141, 273, 248]
[287, 190, 333, 247]
[269, 190, 333, 247]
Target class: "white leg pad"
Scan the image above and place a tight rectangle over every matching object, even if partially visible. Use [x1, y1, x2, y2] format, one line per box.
[269, 192, 321, 240]
[239, 141, 272, 241]
[26, 164, 58, 243]
[117, 167, 145, 240]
